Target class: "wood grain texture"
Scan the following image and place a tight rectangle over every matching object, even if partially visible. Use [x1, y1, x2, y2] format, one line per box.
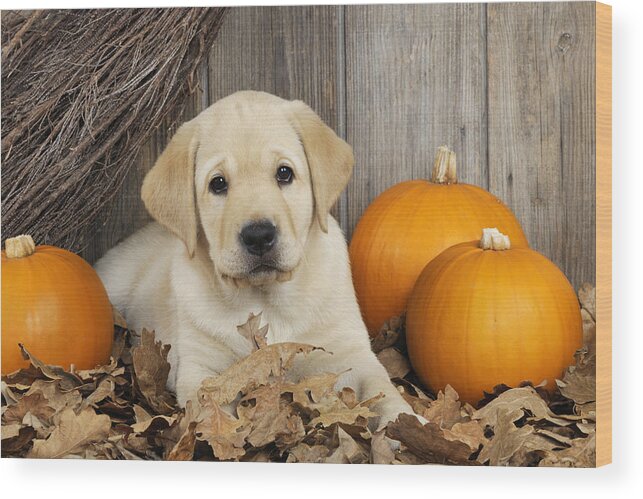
[207, 6, 339, 130]
[344, 3, 488, 240]
[486, 1, 596, 291]
[207, 5, 341, 218]
[595, 1, 611, 467]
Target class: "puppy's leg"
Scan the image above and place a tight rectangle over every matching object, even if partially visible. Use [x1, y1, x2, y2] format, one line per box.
[174, 336, 238, 407]
[296, 339, 421, 430]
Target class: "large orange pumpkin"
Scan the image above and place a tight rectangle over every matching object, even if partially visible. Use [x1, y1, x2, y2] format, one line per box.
[1, 235, 113, 373]
[349, 146, 528, 335]
[406, 228, 583, 404]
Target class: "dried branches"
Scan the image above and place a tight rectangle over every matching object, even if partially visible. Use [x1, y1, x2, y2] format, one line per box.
[1, 8, 227, 251]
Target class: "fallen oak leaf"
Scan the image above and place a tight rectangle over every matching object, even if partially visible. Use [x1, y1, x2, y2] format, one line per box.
[1, 425, 37, 456]
[2, 422, 23, 440]
[166, 420, 198, 461]
[24, 380, 83, 420]
[539, 432, 596, 467]
[81, 378, 116, 410]
[473, 386, 580, 428]
[376, 348, 410, 379]
[236, 382, 304, 449]
[285, 372, 341, 406]
[17, 344, 81, 390]
[286, 443, 330, 463]
[423, 384, 465, 429]
[27, 407, 111, 459]
[443, 420, 488, 451]
[578, 283, 595, 320]
[236, 312, 269, 351]
[131, 329, 175, 415]
[370, 429, 396, 464]
[556, 348, 596, 407]
[309, 393, 382, 428]
[476, 408, 538, 465]
[325, 426, 369, 464]
[386, 413, 478, 465]
[199, 342, 325, 406]
[2, 391, 55, 425]
[196, 393, 250, 460]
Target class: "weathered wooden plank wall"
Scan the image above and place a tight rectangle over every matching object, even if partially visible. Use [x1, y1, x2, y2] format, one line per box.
[81, 3, 596, 290]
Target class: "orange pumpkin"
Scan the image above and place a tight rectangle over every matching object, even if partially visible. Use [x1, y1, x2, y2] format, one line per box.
[406, 228, 583, 404]
[1, 234, 113, 373]
[349, 146, 528, 335]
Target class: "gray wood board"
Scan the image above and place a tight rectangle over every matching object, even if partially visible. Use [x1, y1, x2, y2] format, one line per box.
[486, 2, 596, 289]
[344, 3, 489, 239]
[80, 3, 597, 289]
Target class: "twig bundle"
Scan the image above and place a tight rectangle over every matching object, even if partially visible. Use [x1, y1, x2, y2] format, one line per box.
[1, 8, 227, 251]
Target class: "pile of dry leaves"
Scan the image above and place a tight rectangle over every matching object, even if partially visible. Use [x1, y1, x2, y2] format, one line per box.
[1, 285, 596, 466]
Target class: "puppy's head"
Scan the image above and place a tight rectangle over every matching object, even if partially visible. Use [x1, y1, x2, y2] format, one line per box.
[141, 91, 353, 287]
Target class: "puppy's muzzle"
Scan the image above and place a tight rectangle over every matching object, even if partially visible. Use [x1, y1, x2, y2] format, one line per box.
[239, 220, 277, 256]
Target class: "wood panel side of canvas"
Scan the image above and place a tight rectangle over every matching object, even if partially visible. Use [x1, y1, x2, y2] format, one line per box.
[595, 1, 612, 467]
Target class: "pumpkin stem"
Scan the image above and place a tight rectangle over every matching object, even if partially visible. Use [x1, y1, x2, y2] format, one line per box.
[4, 234, 36, 258]
[480, 228, 511, 251]
[431, 145, 457, 184]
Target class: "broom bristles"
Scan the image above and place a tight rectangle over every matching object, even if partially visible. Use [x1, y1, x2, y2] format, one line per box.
[1, 8, 227, 252]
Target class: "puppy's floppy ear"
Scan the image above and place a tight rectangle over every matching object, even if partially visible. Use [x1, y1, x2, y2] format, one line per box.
[141, 120, 200, 257]
[289, 100, 354, 232]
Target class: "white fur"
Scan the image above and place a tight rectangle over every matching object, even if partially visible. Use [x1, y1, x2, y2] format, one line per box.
[95, 91, 417, 428]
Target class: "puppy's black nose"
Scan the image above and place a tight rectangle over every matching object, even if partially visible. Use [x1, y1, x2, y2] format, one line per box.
[240, 221, 277, 256]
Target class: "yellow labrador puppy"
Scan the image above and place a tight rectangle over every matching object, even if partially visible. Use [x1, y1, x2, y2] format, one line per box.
[95, 90, 416, 428]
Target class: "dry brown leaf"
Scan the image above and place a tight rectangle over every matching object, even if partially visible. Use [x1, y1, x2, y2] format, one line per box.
[131, 329, 175, 415]
[376, 348, 411, 379]
[166, 420, 198, 461]
[370, 429, 396, 464]
[27, 407, 111, 459]
[18, 345, 81, 390]
[386, 413, 477, 465]
[25, 380, 83, 416]
[287, 443, 330, 463]
[423, 385, 465, 429]
[2, 391, 55, 425]
[236, 312, 269, 351]
[578, 283, 595, 320]
[557, 348, 596, 407]
[309, 393, 381, 428]
[81, 378, 116, 409]
[286, 372, 340, 407]
[477, 409, 537, 465]
[581, 309, 597, 355]
[539, 432, 596, 467]
[199, 342, 324, 406]
[196, 393, 250, 460]
[370, 324, 400, 354]
[237, 382, 301, 449]
[326, 426, 369, 464]
[473, 386, 580, 428]
[2, 422, 23, 440]
[443, 420, 487, 451]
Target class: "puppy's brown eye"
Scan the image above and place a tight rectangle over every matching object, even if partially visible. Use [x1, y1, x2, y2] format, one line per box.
[209, 175, 228, 194]
[276, 165, 294, 185]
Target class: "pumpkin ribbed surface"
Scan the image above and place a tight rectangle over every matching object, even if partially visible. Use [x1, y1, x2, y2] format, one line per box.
[406, 231, 582, 404]
[2, 236, 113, 373]
[349, 178, 528, 334]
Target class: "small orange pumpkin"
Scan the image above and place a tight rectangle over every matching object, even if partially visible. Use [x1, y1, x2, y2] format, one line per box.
[406, 228, 583, 404]
[1, 235, 113, 373]
[349, 146, 528, 335]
